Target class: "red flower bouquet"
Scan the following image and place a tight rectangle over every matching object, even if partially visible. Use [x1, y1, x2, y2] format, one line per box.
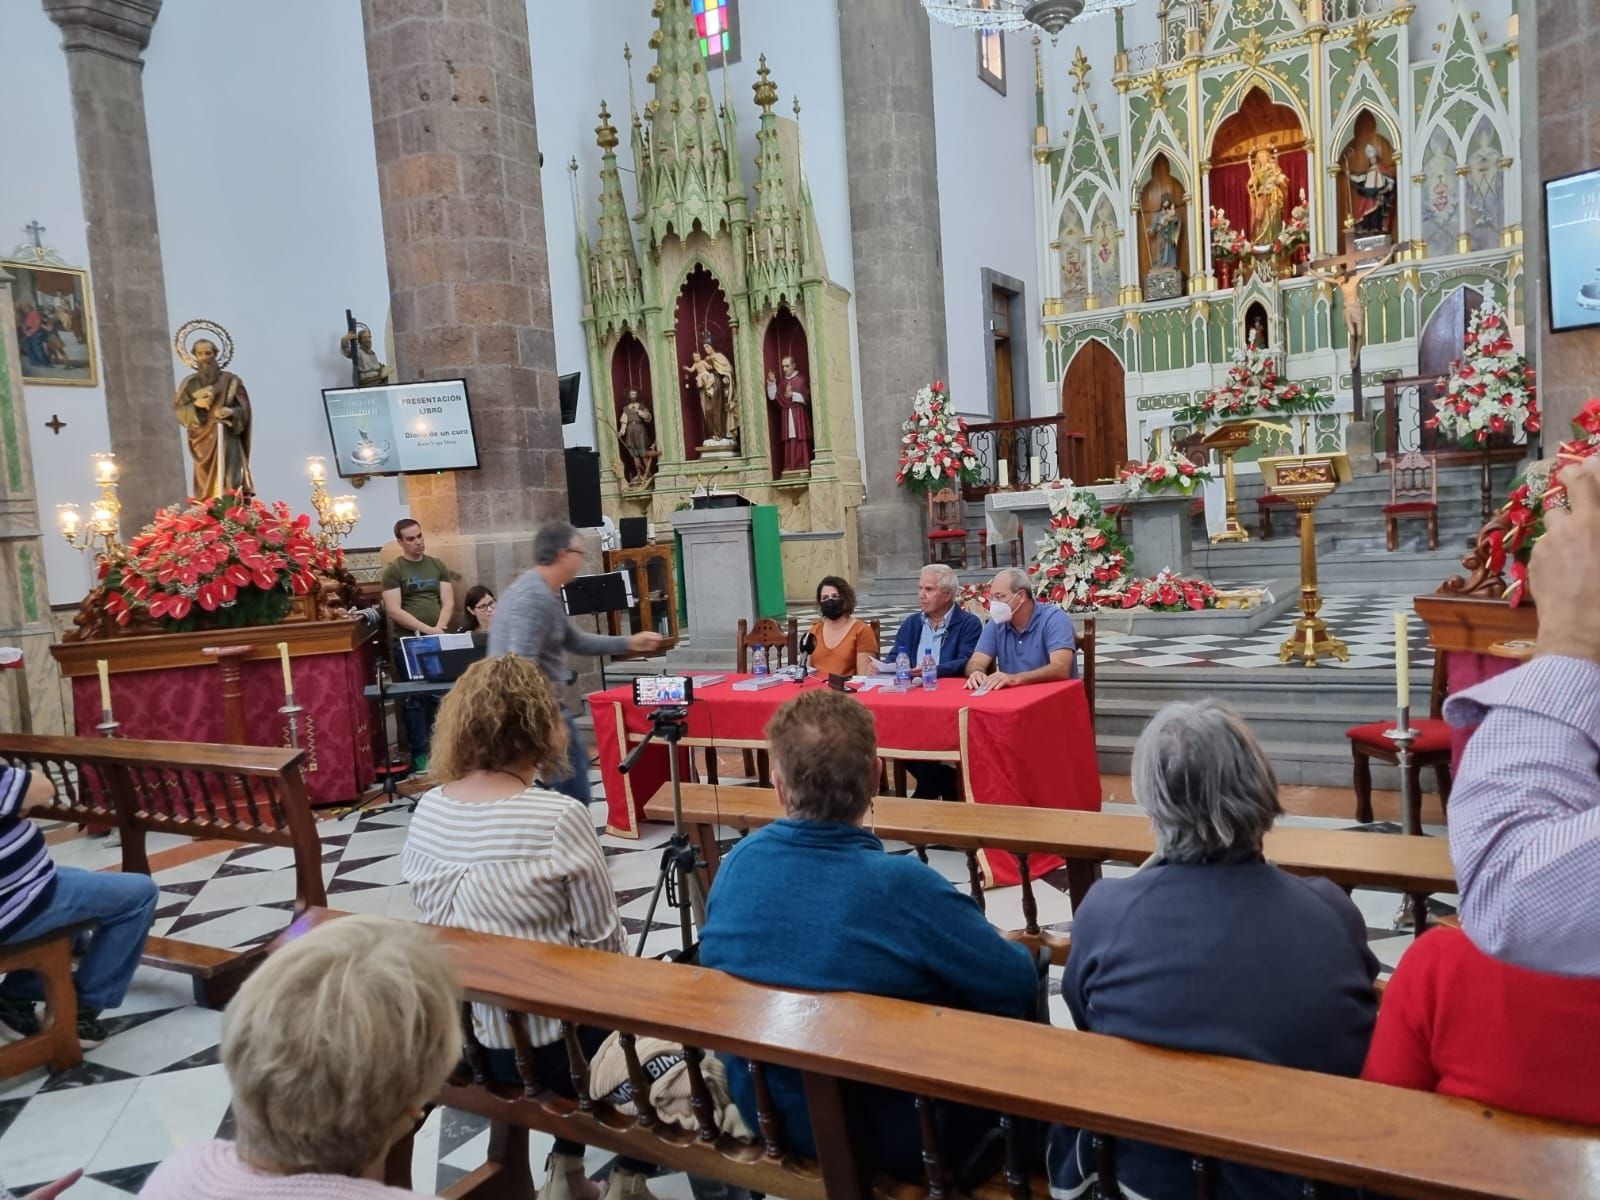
[1495, 399, 1600, 605]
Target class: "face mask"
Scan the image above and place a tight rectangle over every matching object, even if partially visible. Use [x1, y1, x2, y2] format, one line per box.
[989, 599, 1014, 625]
[819, 598, 845, 620]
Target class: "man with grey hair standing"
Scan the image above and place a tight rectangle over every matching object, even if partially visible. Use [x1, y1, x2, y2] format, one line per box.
[964, 566, 1076, 691]
[491, 519, 662, 802]
[1047, 699, 1377, 1200]
[889, 563, 983, 799]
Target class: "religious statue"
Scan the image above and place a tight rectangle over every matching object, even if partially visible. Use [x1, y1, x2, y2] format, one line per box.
[1348, 143, 1397, 238]
[1149, 194, 1182, 270]
[339, 325, 392, 388]
[1247, 147, 1290, 246]
[685, 335, 737, 446]
[1333, 244, 1397, 371]
[1247, 309, 1269, 350]
[616, 389, 657, 484]
[173, 320, 254, 500]
[767, 356, 813, 475]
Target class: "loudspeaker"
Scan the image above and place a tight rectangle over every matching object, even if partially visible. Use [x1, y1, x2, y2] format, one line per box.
[619, 516, 648, 548]
[558, 372, 581, 425]
[564, 447, 603, 528]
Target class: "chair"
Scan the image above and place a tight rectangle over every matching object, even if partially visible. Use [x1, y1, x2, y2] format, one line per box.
[1257, 492, 1294, 538]
[926, 488, 982, 568]
[716, 618, 799, 786]
[1345, 652, 1453, 832]
[0, 925, 84, 1079]
[1384, 451, 1439, 551]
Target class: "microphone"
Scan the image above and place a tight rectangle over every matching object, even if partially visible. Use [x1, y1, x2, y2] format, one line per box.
[794, 632, 817, 681]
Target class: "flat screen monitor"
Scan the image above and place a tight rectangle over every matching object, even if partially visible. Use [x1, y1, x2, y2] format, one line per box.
[1543, 167, 1600, 333]
[559, 372, 581, 425]
[321, 379, 479, 478]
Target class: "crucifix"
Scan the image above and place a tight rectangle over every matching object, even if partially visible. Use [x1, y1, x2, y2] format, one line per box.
[1308, 229, 1396, 419]
[44, 415, 66, 435]
[23, 220, 45, 249]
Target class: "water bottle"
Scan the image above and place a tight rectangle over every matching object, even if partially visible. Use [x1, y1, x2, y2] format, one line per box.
[920, 651, 938, 692]
[753, 645, 769, 677]
[895, 651, 912, 687]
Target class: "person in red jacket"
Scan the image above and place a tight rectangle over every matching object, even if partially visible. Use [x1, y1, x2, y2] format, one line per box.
[1362, 925, 1600, 1127]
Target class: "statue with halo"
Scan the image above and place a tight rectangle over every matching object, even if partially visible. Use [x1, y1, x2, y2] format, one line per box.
[173, 319, 254, 500]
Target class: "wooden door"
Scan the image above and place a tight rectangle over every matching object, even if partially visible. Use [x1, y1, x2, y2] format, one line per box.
[992, 286, 1015, 423]
[1061, 340, 1127, 483]
[1418, 287, 1482, 380]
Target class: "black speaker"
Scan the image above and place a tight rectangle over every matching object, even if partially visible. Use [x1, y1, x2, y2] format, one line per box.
[619, 516, 648, 548]
[558, 372, 581, 425]
[564, 447, 603, 528]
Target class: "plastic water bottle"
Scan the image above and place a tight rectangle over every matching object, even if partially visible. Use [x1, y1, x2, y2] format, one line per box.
[752, 645, 769, 677]
[920, 651, 938, 692]
[895, 651, 912, 687]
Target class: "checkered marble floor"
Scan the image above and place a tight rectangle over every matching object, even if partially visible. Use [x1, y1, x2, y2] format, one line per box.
[0, 770, 1449, 1198]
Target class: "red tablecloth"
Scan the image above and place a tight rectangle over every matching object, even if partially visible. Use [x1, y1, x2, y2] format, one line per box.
[590, 675, 1102, 886]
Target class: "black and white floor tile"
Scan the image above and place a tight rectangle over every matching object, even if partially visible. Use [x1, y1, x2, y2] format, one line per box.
[0, 768, 1449, 1197]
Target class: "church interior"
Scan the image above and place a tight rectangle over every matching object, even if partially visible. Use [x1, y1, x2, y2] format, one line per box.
[0, 0, 1597, 1195]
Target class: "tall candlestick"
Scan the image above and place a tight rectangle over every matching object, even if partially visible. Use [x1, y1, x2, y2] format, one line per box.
[1394, 611, 1410, 709]
[278, 641, 293, 696]
[96, 659, 111, 712]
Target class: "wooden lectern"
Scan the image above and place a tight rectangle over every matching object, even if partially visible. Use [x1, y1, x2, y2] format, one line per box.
[1259, 452, 1353, 666]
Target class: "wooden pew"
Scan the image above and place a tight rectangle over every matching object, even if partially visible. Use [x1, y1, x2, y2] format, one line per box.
[646, 785, 1456, 958]
[0, 734, 326, 1007]
[0, 924, 86, 1079]
[281, 908, 1600, 1200]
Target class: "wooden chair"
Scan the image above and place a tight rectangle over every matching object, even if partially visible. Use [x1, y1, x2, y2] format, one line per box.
[0, 925, 86, 1079]
[1385, 450, 1440, 551]
[926, 488, 981, 568]
[1345, 652, 1454, 833]
[708, 617, 799, 785]
[1257, 492, 1294, 538]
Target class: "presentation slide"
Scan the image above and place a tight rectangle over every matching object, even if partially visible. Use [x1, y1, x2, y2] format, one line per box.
[1545, 170, 1600, 332]
[322, 379, 479, 476]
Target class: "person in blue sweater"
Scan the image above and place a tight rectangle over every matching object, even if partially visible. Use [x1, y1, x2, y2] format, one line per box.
[887, 564, 983, 800]
[1048, 700, 1378, 1200]
[698, 689, 1039, 1183]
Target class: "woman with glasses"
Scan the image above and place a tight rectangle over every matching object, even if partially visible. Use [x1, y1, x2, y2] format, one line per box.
[461, 584, 496, 632]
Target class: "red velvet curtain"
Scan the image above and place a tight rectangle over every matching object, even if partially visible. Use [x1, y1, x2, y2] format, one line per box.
[1211, 150, 1309, 242]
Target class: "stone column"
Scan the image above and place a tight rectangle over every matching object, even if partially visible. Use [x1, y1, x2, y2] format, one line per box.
[361, 0, 567, 591]
[0, 266, 64, 734]
[837, 0, 950, 583]
[43, 0, 185, 532]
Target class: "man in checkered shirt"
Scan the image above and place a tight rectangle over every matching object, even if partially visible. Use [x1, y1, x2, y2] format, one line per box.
[1445, 453, 1600, 977]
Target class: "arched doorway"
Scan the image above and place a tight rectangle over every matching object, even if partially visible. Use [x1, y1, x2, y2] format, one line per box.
[1061, 340, 1127, 483]
[1419, 286, 1483, 379]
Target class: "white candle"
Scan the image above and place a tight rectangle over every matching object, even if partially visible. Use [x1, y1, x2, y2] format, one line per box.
[96, 659, 111, 712]
[1032, 456, 1043, 482]
[1394, 612, 1410, 709]
[278, 641, 293, 697]
[998, 460, 1010, 488]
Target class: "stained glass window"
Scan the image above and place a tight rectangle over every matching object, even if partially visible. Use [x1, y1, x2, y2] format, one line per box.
[693, 0, 740, 68]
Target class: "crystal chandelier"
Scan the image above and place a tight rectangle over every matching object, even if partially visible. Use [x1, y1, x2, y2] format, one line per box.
[921, 0, 1132, 40]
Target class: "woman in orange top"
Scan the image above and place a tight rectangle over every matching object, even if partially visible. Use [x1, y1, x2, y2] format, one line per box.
[808, 576, 878, 677]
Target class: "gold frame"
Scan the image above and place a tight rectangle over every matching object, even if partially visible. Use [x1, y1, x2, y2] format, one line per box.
[4, 259, 98, 388]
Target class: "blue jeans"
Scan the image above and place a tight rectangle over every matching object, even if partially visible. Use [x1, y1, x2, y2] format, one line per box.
[0, 867, 159, 1011]
[544, 711, 592, 804]
[402, 694, 441, 761]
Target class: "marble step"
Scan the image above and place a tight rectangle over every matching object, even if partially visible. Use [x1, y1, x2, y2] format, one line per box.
[1093, 731, 1433, 793]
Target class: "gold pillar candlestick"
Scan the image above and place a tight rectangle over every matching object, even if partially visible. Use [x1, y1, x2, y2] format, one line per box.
[1261, 452, 1353, 666]
[1202, 421, 1255, 543]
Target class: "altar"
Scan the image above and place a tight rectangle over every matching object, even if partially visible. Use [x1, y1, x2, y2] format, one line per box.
[985, 483, 1214, 574]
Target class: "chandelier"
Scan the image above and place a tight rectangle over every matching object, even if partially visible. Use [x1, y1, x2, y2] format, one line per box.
[921, 0, 1132, 40]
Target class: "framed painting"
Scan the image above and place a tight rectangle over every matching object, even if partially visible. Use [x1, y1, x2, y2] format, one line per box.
[4, 260, 98, 386]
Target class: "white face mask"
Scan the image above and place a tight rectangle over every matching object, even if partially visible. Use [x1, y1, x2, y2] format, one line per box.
[989, 599, 1014, 625]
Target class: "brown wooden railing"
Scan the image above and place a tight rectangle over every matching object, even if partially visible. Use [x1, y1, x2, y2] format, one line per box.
[962, 417, 1088, 500]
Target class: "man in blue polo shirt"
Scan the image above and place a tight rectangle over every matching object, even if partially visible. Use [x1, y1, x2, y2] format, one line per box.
[965, 567, 1077, 691]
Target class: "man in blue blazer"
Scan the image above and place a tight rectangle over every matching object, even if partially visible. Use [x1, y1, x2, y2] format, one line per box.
[889, 564, 983, 799]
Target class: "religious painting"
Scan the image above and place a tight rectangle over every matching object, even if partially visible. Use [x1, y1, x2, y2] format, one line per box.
[5, 261, 97, 386]
[1089, 198, 1120, 307]
[1419, 128, 1459, 258]
[1056, 207, 1088, 312]
[1337, 110, 1398, 243]
[762, 306, 813, 478]
[1137, 154, 1188, 298]
[1464, 118, 1504, 251]
[611, 332, 656, 486]
[673, 266, 738, 459]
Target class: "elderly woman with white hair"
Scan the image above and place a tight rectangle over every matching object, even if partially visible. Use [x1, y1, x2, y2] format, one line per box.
[142, 915, 460, 1199]
[1047, 700, 1378, 1200]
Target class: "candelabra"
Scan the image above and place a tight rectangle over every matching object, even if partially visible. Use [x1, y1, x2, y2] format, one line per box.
[57, 452, 124, 559]
[306, 456, 359, 546]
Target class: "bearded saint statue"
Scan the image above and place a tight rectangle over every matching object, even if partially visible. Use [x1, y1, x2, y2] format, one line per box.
[174, 334, 254, 499]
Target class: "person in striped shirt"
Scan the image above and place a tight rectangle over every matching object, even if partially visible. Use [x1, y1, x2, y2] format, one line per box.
[402, 654, 654, 1200]
[0, 766, 158, 1046]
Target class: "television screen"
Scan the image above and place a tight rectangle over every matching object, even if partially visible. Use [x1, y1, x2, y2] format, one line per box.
[559, 371, 581, 425]
[1544, 167, 1600, 333]
[321, 379, 480, 478]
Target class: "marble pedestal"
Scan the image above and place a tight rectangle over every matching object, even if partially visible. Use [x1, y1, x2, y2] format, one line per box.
[1123, 493, 1196, 576]
[671, 507, 756, 649]
[984, 484, 1123, 561]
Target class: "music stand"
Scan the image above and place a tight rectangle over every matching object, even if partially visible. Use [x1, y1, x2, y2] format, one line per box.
[562, 571, 634, 690]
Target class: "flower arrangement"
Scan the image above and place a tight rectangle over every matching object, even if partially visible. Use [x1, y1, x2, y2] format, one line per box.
[1174, 341, 1333, 427]
[1025, 484, 1131, 610]
[1273, 191, 1310, 259]
[98, 492, 341, 632]
[896, 381, 981, 496]
[957, 581, 992, 615]
[1094, 569, 1220, 612]
[1425, 293, 1539, 449]
[1116, 454, 1214, 498]
[1209, 207, 1248, 262]
[1491, 399, 1600, 605]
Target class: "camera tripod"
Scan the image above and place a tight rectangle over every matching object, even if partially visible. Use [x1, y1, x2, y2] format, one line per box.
[618, 705, 705, 959]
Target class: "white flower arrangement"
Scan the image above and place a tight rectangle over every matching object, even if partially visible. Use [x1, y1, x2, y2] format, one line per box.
[897, 382, 980, 496]
[1426, 292, 1539, 449]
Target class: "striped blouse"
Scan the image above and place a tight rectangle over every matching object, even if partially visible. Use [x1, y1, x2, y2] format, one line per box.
[0, 767, 57, 938]
[402, 784, 627, 1049]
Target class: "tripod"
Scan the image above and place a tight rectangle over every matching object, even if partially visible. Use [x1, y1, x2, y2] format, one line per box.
[618, 706, 704, 959]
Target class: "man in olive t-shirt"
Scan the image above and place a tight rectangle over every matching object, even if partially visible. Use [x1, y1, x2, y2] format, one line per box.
[381, 519, 455, 772]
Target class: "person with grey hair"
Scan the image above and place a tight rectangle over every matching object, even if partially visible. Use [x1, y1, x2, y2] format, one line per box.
[888, 563, 984, 798]
[490, 519, 662, 802]
[1047, 700, 1378, 1200]
[700, 690, 1038, 1185]
[964, 566, 1076, 691]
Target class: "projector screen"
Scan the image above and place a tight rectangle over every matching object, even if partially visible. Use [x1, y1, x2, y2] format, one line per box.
[321, 379, 480, 478]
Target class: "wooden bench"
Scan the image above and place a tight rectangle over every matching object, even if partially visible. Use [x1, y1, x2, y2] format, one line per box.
[0, 734, 326, 1007]
[0, 924, 87, 1079]
[281, 908, 1600, 1200]
[646, 785, 1456, 958]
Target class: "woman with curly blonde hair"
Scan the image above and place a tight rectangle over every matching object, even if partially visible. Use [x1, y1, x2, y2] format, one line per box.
[403, 654, 655, 1200]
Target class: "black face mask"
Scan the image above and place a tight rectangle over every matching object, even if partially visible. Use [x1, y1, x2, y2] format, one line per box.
[819, 598, 845, 620]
